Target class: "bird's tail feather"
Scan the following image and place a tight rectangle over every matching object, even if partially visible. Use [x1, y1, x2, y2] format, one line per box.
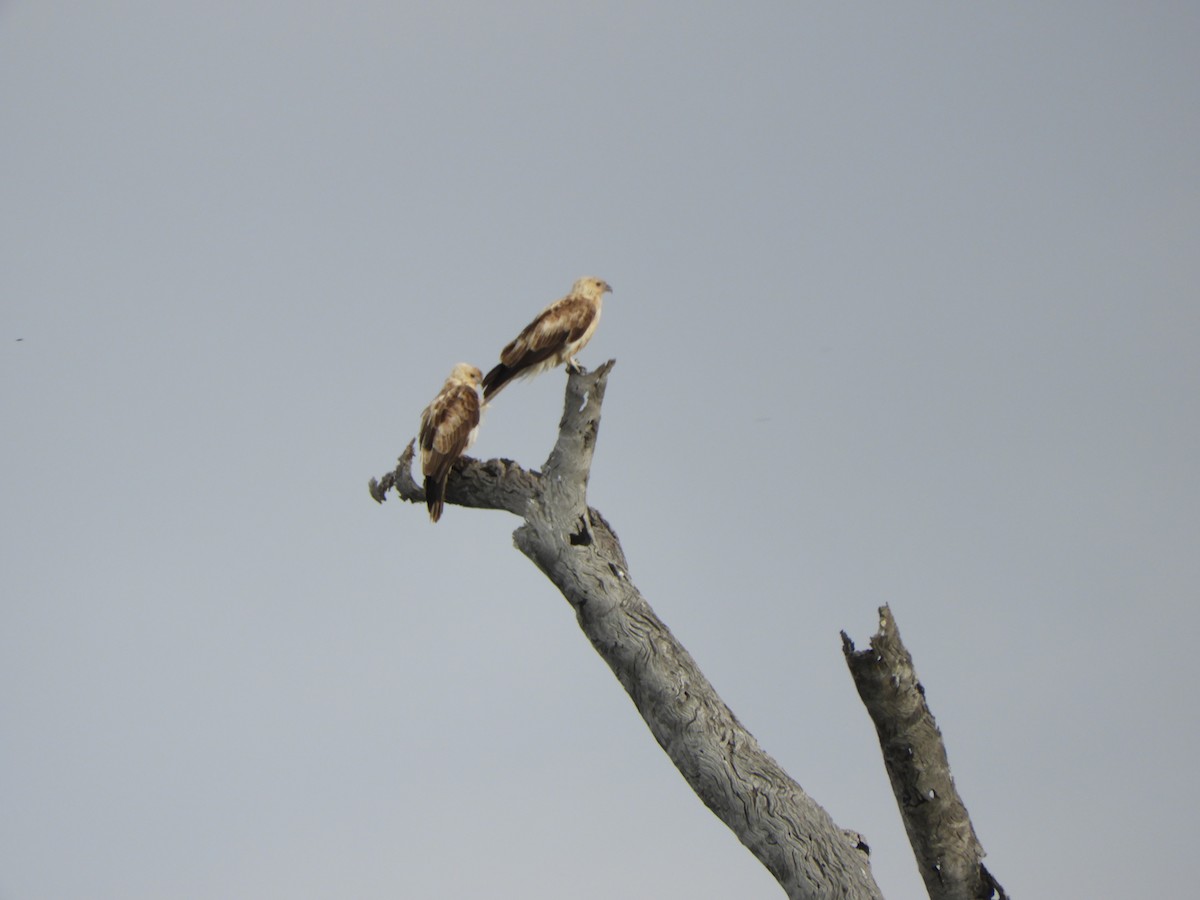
[481, 363, 512, 401]
[424, 476, 445, 522]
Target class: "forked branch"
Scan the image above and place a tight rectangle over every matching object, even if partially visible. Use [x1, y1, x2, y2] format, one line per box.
[373, 363, 998, 899]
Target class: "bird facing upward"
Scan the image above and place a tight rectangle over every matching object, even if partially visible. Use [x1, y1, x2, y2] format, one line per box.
[418, 363, 483, 522]
[481, 276, 612, 401]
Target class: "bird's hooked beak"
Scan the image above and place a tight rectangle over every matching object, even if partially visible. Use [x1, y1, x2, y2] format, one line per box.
[601, 281, 613, 294]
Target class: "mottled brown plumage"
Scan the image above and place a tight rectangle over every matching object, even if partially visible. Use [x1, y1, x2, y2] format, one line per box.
[482, 276, 612, 400]
[418, 363, 483, 522]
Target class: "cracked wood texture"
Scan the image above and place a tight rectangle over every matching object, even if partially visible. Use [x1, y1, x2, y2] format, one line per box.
[372, 362, 881, 900]
[842, 607, 1007, 900]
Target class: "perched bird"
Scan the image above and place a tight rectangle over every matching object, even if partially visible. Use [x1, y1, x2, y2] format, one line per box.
[481, 276, 612, 400]
[418, 363, 483, 522]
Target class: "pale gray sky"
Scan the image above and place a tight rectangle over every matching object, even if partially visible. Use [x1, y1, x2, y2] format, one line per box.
[2, 3, 1197, 898]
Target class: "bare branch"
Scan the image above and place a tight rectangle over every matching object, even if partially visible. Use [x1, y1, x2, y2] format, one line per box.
[369, 442, 539, 516]
[842, 607, 1007, 900]
[372, 362, 884, 899]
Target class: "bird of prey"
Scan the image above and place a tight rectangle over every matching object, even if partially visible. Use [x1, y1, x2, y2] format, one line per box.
[418, 363, 483, 522]
[481, 276, 612, 400]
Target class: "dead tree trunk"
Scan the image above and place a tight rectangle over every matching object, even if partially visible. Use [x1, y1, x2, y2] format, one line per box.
[371, 361, 1004, 900]
[842, 609, 1007, 900]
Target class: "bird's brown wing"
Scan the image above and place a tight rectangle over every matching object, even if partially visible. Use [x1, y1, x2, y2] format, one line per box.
[483, 296, 596, 398]
[420, 384, 480, 483]
[500, 295, 595, 367]
[419, 383, 480, 520]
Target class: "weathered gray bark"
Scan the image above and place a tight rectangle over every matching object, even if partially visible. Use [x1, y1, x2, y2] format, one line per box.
[371, 361, 882, 900]
[842, 608, 1007, 900]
